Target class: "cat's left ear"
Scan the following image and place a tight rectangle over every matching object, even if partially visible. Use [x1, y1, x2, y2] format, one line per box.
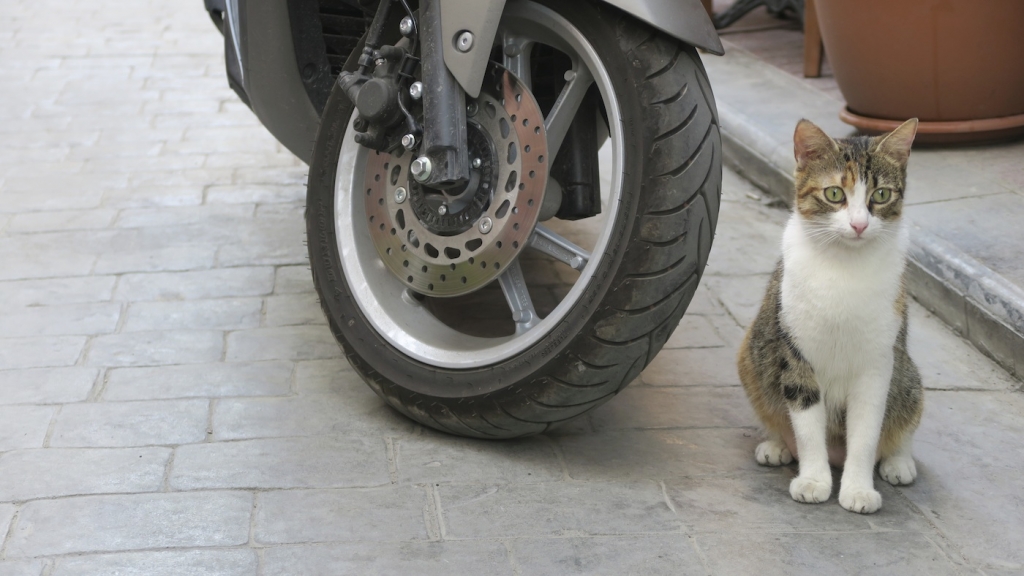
[873, 118, 918, 165]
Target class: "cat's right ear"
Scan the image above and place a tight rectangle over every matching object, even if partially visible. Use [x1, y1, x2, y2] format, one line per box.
[794, 119, 837, 169]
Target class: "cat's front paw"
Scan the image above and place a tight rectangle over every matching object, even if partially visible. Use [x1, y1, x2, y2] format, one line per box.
[839, 486, 882, 514]
[789, 475, 832, 503]
[755, 440, 793, 466]
[879, 455, 917, 485]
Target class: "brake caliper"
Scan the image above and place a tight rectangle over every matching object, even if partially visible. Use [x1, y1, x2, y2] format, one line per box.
[337, 40, 421, 153]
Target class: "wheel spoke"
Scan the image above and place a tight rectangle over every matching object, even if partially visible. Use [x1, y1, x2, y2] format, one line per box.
[501, 34, 534, 90]
[498, 258, 539, 335]
[527, 224, 590, 270]
[543, 62, 594, 158]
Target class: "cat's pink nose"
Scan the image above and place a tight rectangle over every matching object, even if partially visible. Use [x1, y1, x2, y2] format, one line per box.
[850, 222, 868, 236]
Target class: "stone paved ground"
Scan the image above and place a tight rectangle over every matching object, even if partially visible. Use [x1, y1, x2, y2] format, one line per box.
[1, 1, 1023, 574]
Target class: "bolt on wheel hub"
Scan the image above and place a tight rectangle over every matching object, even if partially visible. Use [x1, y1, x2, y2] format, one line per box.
[363, 63, 548, 297]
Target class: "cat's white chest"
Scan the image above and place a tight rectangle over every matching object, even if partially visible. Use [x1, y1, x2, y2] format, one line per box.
[779, 217, 907, 387]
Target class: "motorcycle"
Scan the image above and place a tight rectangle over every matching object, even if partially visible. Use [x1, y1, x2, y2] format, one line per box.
[205, 0, 724, 437]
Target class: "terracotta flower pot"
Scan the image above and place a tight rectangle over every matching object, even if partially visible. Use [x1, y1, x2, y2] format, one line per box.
[815, 0, 1024, 144]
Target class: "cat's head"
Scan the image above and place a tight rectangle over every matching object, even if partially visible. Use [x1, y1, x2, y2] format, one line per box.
[792, 118, 917, 247]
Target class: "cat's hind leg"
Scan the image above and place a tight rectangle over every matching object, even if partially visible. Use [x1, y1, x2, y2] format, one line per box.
[876, 353, 922, 486]
[738, 334, 795, 467]
[755, 430, 793, 466]
[878, 431, 917, 485]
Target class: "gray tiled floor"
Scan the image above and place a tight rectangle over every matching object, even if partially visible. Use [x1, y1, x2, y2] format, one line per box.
[1, 1, 1023, 574]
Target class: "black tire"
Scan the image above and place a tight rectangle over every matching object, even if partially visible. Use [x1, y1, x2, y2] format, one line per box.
[306, 0, 722, 438]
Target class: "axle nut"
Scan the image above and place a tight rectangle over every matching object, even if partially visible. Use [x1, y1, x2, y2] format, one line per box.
[410, 156, 432, 182]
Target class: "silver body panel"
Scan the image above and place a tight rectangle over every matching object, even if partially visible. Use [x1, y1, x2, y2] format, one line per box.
[440, 0, 507, 98]
[220, 0, 720, 163]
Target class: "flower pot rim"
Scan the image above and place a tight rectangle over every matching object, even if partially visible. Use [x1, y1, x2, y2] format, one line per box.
[840, 108, 1024, 145]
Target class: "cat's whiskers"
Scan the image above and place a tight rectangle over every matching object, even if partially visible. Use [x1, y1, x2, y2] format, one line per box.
[800, 221, 841, 247]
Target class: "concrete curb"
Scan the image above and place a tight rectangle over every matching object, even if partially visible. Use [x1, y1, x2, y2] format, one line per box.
[718, 101, 1024, 378]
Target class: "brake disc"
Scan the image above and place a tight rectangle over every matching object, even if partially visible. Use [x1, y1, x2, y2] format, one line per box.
[363, 62, 548, 297]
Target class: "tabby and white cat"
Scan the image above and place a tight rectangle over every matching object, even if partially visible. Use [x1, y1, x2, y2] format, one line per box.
[737, 118, 923, 514]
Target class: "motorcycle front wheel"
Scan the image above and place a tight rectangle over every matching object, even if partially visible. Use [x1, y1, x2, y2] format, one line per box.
[306, 0, 722, 438]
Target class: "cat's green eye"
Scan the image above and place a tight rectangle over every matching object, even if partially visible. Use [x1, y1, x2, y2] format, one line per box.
[824, 186, 845, 203]
[872, 188, 892, 203]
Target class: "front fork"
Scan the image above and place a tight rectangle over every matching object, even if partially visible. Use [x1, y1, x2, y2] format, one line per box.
[417, 0, 470, 189]
[340, 0, 600, 216]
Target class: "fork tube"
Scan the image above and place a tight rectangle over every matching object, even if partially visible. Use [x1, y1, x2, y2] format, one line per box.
[418, 0, 469, 188]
